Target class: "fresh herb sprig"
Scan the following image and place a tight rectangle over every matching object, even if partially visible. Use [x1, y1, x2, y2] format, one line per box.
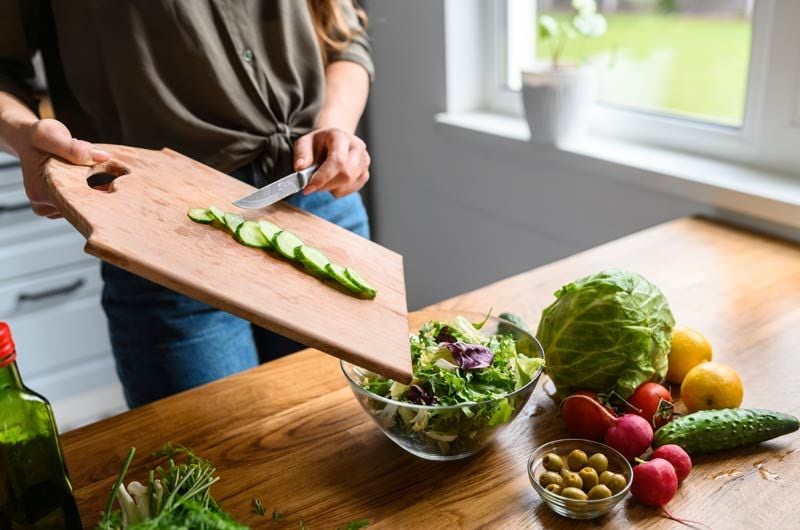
[96, 445, 244, 530]
[251, 498, 267, 516]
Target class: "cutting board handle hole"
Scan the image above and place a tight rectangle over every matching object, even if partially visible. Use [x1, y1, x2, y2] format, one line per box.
[87, 162, 129, 192]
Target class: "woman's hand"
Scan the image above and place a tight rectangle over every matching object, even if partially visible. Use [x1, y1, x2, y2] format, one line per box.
[293, 127, 370, 198]
[14, 119, 110, 218]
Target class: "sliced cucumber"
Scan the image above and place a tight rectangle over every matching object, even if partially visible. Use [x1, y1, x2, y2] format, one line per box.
[273, 230, 304, 260]
[325, 263, 361, 293]
[345, 268, 377, 299]
[258, 220, 281, 242]
[188, 208, 214, 224]
[190, 210, 376, 300]
[295, 245, 331, 277]
[223, 212, 245, 234]
[236, 221, 271, 248]
[208, 205, 226, 224]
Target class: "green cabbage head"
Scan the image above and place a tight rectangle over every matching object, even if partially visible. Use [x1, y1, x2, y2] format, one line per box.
[536, 269, 674, 398]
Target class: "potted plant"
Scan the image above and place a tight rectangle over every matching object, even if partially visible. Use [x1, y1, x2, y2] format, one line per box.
[522, 0, 607, 145]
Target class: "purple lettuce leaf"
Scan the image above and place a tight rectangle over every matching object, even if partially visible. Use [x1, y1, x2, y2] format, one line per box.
[407, 384, 437, 405]
[435, 326, 457, 344]
[444, 342, 494, 370]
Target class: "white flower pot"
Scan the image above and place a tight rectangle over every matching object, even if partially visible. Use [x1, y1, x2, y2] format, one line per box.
[521, 66, 597, 145]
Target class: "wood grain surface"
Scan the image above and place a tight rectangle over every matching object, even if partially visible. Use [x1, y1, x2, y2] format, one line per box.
[61, 218, 800, 529]
[43, 145, 412, 382]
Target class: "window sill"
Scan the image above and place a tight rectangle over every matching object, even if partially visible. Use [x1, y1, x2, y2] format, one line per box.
[434, 111, 800, 231]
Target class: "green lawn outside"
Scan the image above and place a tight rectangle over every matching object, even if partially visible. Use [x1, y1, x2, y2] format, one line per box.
[537, 13, 752, 125]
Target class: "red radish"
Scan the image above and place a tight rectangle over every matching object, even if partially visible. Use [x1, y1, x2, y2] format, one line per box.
[632, 457, 710, 528]
[631, 458, 678, 506]
[603, 414, 654, 460]
[652, 445, 692, 483]
[560, 391, 616, 441]
[625, 382, 674, 428]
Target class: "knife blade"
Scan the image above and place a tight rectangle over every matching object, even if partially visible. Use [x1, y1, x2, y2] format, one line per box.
[233, 164, 318, 209]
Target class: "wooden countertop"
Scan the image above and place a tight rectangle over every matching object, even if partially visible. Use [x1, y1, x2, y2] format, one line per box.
[62, 218, 800, 529]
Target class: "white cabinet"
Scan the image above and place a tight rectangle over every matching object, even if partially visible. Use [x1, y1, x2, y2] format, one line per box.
[0, 157, 21, 187]
[0, 161, 126, 431]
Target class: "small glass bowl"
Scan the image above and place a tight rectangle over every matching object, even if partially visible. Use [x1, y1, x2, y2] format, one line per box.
[528, 439, 632, 520]
[342, 310, 545, 461]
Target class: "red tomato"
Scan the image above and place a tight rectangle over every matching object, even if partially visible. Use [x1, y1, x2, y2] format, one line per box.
[560, 391, 616, 441]
[625, 382, 674, 428]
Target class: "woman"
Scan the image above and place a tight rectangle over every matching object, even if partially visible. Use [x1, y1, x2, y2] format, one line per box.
[0, 0, 373, 407]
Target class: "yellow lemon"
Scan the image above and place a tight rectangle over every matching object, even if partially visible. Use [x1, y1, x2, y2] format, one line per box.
[667, 327, 713, 384]
[680, 361, 743, 413]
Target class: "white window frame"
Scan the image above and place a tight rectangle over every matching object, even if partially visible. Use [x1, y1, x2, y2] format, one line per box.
[446, 0, 800, 176]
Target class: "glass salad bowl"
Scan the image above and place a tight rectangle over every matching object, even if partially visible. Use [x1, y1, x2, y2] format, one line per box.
[528, 439, 633, 520]
[341, 309, 545, 461]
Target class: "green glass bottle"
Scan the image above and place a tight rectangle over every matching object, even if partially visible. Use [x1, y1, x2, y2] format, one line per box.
[0, 322, 83, 530]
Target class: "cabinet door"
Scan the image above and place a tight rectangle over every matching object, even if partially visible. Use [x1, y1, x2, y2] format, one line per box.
[0, 226, 89, 281]
[27, 355, 127, 432]
[5, 269, 110, 376]
[4, 263, 127, 430]
[0, 161, 21, 187]
[0, 262, 102, 319]
[0, 186, 34, 227]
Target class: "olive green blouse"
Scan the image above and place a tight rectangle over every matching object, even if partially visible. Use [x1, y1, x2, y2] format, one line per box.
[0, 0, 373, 178]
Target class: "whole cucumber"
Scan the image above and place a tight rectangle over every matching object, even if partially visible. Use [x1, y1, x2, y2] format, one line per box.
[654, 408, 799, 455]
[498, 312, 529, 332]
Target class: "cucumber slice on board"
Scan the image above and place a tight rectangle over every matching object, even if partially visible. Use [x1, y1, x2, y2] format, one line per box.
[208, 205, 226, 223]
[236, 221, 271, 248]
[223, 212, 245, 234]
[325, 263, 361, 293]
[295, 245, 331, 277]
[345, 268, 377, 299]
[187, 208, 214, 224]
[258, 220, 281, 242]
[189, 213, 378, 301]
[273, 230, 304, 260]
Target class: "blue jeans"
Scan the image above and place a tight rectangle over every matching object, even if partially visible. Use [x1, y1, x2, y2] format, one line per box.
[101, 162, 370, 408]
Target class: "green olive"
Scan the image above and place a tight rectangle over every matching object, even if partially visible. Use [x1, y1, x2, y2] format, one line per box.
[560, 487, 589, 501]
[560, 468, 583, 489]
[578, 467, 599, 491]
[587, 485, 613, 500]
[542, 453, 564, 472]
[587, 453, 608, 474]
[545, 483, 562, 495]
[539, 471, 563, 488]
[567, 449, 588, 471]
[599, 470, 615, 486]
[605, 473, 627, 494]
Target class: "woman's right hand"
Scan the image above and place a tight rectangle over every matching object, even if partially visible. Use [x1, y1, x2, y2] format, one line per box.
[14, 119, 110, 218]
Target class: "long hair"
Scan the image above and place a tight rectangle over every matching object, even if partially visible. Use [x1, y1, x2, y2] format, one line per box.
[307, 0, 368, 64]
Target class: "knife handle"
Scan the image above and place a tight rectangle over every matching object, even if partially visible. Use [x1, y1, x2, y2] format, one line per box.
[298, 164, 319, 187]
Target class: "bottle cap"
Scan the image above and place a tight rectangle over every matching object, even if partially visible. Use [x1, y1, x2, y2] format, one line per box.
[0, 322, 16, 368]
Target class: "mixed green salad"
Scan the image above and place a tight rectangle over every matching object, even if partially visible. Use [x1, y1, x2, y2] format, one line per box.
[353, 315, 544, 455]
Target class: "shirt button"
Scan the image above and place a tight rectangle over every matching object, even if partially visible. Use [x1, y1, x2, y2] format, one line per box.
[242, 49, 254, 63]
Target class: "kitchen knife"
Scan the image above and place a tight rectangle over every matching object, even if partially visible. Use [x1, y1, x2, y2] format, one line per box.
[233, 164, 318, 209]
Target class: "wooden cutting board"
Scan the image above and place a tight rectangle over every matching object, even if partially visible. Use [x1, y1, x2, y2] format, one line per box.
[44, 145, 412, 383]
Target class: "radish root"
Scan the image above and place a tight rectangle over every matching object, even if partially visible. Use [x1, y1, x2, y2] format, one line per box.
[661, 505, 712, 530]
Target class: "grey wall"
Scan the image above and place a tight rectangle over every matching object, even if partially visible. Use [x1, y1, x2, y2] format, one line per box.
[365, 0, 713, 309]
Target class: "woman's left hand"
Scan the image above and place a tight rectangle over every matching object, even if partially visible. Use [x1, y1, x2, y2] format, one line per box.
[293, 127, 371, 198]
